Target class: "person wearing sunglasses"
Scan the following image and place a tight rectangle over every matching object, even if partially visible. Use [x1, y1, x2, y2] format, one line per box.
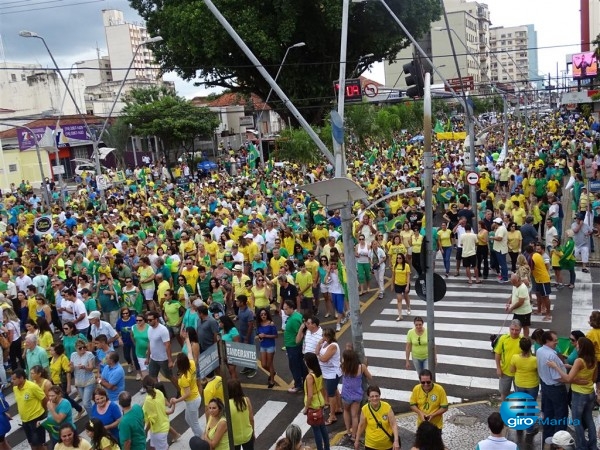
[409, 369, 448, 430]
[69, 338, 96, 416]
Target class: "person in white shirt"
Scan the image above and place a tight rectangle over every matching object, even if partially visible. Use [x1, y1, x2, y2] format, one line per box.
[545, 218, 558, 253]
[298, 317, 323, 354]
[475, 412, 518, 450]
[14, 267, 32, 294]
[88, 311, 118, 350]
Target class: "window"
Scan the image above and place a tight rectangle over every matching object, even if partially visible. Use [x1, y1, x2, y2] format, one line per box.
[10, 74, 16, 82]
[21, 74, 26, 81]
[8, 164, 17, 173]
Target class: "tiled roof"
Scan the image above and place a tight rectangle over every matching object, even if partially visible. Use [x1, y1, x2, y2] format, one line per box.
[206, 92, 269, 109]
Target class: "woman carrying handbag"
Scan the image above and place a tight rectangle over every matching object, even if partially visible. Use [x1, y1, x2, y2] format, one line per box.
[303, 352, 330, 450]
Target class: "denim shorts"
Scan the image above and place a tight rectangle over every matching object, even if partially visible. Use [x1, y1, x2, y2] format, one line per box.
[324, 375, 340, 397]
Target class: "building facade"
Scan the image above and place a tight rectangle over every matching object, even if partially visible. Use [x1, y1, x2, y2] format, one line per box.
[75, 9, 170, 117]
[384, 0, 491, 93]
[0, 63, 86, 119]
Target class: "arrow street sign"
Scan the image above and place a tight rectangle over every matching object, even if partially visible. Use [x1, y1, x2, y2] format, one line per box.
[466, 171, 480, 185]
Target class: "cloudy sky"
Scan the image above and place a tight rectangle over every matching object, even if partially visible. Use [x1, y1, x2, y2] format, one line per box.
[0, 0, 581, 99]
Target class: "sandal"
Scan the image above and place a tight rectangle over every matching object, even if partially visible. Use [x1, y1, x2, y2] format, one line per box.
[325, 416, 337, 425]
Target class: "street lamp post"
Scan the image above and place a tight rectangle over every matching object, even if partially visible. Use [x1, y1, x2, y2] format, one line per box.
[256, 42, 306, 167]
[0, 122, 51, 208]
[20, 30, 162, 208]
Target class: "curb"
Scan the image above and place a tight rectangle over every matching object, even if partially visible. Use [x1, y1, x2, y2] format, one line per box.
[330, 399, 495, 446]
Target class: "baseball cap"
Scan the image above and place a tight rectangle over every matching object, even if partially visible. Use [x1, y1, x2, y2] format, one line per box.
[493, 218, 503, 224]
[88, 311, 101, 320]
[577, 212, 586, 220]
[552, 430, 574, 447]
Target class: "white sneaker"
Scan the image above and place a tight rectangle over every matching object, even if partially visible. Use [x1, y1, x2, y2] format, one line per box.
[139, 387, 146, 394]
[335, 324, 341, 332]
[127, 366, 133, 374]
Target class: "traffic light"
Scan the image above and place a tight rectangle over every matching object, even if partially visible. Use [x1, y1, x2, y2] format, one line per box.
[403, 59, 424, 98]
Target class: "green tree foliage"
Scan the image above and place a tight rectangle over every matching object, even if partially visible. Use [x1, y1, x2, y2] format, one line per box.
[128, 0, 441, 124]
[122, 87, 220, 169]
[274, 128, 322, 166]
[100, 119, 131, 169]
[470, 95, 504, 115]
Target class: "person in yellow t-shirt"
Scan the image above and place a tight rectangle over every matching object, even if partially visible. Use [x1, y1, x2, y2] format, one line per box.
[85, 418, 121, 450]
[171, 351, 203, 438]
[494, 320, 522, 401]
[409, 370, 448, 429]
[509, 337, 539, 407]
[12, 368, 47, 446]
[295, 263, 314, 316]
[203, 373, 224, 415]
[142, 377, 171, 448]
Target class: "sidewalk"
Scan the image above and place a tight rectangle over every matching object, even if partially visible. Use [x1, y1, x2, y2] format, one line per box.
[327, 401, 545, 450]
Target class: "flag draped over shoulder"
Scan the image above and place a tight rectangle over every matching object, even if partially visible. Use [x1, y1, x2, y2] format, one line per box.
[247, 143, 260, 169]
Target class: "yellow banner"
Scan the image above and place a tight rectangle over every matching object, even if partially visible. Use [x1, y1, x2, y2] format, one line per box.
[436, 132, 467, 140]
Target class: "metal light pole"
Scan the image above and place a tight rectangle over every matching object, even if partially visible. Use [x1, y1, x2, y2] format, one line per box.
[201, 0, 335, 164]
[334, 0, 350, 178]
[422, 73, 436, 375]
[129, 123, 138, 167]
[20, 30, 162, 208]
[349, 52, 374, 78]
[256, 41, 306, 167]
[0, 122, 51, 208]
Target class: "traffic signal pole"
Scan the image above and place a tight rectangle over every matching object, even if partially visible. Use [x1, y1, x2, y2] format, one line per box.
[376, 0, 478, 231]
[423, 73, 436, 378]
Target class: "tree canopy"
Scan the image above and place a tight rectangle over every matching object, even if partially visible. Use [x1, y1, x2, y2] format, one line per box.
[128, 0, 441, 124]
[122, 86, 220, 164]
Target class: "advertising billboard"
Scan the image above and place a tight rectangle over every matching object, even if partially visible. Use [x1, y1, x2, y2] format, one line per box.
[572, 51, 598, 79]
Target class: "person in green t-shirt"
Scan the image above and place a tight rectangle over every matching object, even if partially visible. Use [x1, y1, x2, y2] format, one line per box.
[282, 300, 306, 393]
[118, 392, 146, 450]
[162, 290, 183, 344]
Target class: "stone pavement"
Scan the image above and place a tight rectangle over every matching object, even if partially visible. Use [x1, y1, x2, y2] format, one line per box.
[328, 401, 546, 450]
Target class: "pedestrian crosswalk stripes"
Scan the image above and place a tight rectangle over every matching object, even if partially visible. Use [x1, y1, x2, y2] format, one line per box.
[370, 319, 518, 335]
[571, 269, 593, 330]
[363, 332, 492, 350]
[380, 308, 551, 322]
[364, 347, 497, 369]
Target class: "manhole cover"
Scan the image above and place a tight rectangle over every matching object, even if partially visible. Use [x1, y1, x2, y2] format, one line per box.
[450, 416, 479, 426]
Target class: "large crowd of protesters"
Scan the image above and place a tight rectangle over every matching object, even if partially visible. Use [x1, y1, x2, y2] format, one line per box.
[0, 107, 598, 449]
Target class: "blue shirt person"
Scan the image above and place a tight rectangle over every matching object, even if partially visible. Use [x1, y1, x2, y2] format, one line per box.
[99, 352, 125, 402]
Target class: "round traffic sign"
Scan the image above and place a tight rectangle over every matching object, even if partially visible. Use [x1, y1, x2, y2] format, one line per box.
[466, 171, 479, 186]
[415, 273, 447, 302]
[363, 83, 378, 98]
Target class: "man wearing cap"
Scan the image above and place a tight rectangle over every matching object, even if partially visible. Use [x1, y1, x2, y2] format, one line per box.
[231, 265, 250, 314]
[571, 213, 593, 273]
[491, 218, 509, 283]
[550, 430, 575, 450]
[89, 310, 119, 350]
